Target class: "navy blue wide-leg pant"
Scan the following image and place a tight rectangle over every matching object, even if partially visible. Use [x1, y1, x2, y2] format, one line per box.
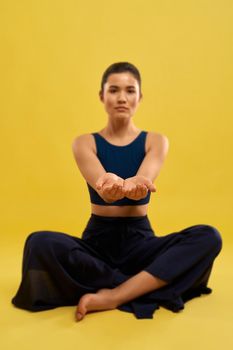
[12, 214, 222, 319]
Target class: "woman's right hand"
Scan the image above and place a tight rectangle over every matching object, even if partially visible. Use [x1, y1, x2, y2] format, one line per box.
[95, 173, 125, 203]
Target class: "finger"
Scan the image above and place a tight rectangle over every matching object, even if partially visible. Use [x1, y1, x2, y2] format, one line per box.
[131, 184, 145, 199]
[141, 186, 148, 198]
[123, 183, 131, 193]
[143, 181, 156, 192]
[115, 184, 124, 194]
[113, 187, 124, 199]
[149, 184, 156, 192]
[129, 186, 137, 198]
[139, 184, 147, 198]
[127, 185, 136, 196]
[96, 178, 108, 190]
[134, 185, 141, 198]
[138, 184, 146, 198]
[108, 183, 121, 196]
[117, 178, 124, 187]
[122, 181, 129, 190]
[110, 183, 118, 196]
[96, 181, 103, 190]
[120, 185, 126, 194]
[102, 184, 114, 194]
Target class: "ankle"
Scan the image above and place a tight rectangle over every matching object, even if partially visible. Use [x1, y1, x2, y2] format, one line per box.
[110, 287, 127, 307]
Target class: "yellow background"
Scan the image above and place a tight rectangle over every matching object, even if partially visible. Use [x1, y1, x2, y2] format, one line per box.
[1, 1, 232, 349]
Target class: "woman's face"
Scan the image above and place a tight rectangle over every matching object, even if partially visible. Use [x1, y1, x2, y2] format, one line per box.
[99, 72, 142, 119]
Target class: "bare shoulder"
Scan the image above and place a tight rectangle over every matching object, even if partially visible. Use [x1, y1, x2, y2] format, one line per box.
[72, 133, 96, 154]
[146, 131, 169, 155]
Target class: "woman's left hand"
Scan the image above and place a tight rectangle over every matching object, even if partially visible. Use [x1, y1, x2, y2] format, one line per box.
[123, 175, 156, 200]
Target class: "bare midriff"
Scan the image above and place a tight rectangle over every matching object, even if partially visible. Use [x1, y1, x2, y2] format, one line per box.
[91, 203, 148, 217]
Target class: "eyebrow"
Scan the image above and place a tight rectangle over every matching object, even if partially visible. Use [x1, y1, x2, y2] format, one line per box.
[109, 85, 136, 89]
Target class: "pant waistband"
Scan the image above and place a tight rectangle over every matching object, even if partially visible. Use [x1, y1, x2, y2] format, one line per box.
[90, 213, 148, 223]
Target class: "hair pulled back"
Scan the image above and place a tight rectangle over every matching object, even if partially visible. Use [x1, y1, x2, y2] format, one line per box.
[100, 62, 142, 96]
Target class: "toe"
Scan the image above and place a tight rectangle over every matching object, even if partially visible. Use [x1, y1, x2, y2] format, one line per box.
[76, 311, 84, 321]
[75, 296, 88, 321]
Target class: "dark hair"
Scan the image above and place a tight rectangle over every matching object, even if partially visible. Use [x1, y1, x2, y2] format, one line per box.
[100, 62, 142, 96]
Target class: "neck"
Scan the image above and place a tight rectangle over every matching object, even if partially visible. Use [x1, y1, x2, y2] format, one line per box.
[102, 120, 140, 138]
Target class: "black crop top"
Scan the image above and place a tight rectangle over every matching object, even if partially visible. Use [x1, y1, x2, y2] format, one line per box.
[86, 131, 151, 206]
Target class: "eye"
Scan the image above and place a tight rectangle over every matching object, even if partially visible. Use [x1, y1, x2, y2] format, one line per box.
[128, 90, 135, 93]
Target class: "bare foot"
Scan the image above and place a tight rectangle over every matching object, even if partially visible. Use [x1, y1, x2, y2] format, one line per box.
[75, 288, 117, 321]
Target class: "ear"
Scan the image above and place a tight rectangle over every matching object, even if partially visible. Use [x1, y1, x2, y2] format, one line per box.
[139, 93, 143, 102]
[99, 90, 104, 102]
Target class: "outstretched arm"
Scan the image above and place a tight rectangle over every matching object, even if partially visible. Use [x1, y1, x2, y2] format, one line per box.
[72, 134, 125, 203]
[136, 132, 169, 182]
[123, 133, 169, 200]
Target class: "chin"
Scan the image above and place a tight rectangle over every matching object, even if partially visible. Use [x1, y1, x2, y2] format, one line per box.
[115, 115, 131, 120]
[115, 111, 131, 117]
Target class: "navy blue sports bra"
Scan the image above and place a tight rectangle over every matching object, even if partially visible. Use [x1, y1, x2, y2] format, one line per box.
[87, 131, 151, 206]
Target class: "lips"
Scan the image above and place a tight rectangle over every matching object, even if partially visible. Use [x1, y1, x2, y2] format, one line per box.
[115, 107, 128, 111]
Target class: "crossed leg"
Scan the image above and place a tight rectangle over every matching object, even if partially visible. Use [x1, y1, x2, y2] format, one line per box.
[75, 271, 167, 321]
[76, 224, 222, 321]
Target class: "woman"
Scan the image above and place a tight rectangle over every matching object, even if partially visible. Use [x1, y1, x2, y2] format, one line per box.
[12, 62, 222, 321]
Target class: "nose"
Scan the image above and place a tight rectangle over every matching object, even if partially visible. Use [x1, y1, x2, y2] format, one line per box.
[117, 91, 127, 102]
